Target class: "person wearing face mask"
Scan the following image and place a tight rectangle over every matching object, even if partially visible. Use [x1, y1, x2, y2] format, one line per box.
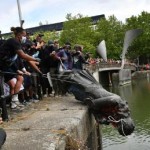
[0, 26, 41, 110]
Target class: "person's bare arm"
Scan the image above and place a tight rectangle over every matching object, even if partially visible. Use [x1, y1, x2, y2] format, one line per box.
[28, 61, 42, 73]
[0, 117, 3, 124]
[17, 50, 42, 73]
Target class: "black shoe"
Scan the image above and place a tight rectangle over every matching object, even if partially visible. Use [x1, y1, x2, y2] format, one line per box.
[32, 94, 39, 100]
[26, 96, 33, 102]
[22, 100, 28, 106]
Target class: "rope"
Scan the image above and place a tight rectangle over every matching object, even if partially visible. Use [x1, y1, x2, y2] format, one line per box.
[43, 74, 93, 86]
[0, 70, 94, 86]
[108, 116, 126, 136]
[0, 71, 38, 77]
[108, 116, 121, 123]
[1, 70, 128, 137]
[43, 73, 70, 77]
[59, 58, 67, 70]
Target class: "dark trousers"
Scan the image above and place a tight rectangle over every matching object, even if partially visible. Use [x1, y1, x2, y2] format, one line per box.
[0, 128, 6, 148]
[41, 68, 52, 95]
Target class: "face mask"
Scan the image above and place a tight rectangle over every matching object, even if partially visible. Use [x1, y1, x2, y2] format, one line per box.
[21, 36, 27, 43]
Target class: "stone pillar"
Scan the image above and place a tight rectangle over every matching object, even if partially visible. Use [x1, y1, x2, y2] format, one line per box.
[119, 69, 131, 86]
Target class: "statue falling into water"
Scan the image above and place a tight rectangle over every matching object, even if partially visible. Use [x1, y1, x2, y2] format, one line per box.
[47, 29, 143, 136]
[48, 69, 134, 136]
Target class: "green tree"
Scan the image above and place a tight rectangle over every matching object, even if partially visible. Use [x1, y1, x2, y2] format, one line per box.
[39, 21, 43, 26]
[32, 30, 59, 43]
[125, 11, 150, 61]
[60, 13, 96, 54]
[95, 15, 124, 59]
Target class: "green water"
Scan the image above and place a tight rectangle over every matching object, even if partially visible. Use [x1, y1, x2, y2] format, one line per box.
[102, 79, 150, 150]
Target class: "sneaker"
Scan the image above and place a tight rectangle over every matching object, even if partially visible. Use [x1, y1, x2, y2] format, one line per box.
[14, 101, 25, 108]
[12, 94, 19, 102]
[33, 94, 39, 100]
[11, 106, 24, 112]
[31, 94, 40, 103]
[11, 102, 24, 110]
[26, 96, 33, 103]
[25, 101, 32, 105]
[48, 93, 53, 97]
[32, 99, 39, 103]
[43, 94, 47, 98]
[11, 102, 18, 109]
[22, 100, 28, 106]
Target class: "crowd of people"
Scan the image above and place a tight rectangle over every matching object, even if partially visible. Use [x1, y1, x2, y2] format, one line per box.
[0, 26, 90, 114]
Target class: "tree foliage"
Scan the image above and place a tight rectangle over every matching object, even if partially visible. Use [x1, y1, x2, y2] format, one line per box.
[31, 30, 60, 44]
[95, 15, 125, 59]
[59, 13, 96, 54]
[59, 12, 150, 62]
[125, 11, 150, 61]
[59, 14, 126, 59]
[4, 11, 150, 62]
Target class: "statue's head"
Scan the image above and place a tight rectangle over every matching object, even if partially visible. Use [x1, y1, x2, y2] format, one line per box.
[51, 70, 135, 136]
[115, 117, 135, 136]
[88, 95, 135, 136]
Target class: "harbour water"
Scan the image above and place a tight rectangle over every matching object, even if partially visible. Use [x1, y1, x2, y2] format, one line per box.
[102, 78, 150, 150]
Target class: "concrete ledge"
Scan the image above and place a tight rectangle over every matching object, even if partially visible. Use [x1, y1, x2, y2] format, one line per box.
[2, 95, 96, 150]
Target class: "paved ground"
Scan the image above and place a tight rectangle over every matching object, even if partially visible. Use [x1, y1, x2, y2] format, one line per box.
[1, 95, 95, 150]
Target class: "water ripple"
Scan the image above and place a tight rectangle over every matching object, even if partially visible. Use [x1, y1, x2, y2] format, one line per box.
[102, 80, 150, 150]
